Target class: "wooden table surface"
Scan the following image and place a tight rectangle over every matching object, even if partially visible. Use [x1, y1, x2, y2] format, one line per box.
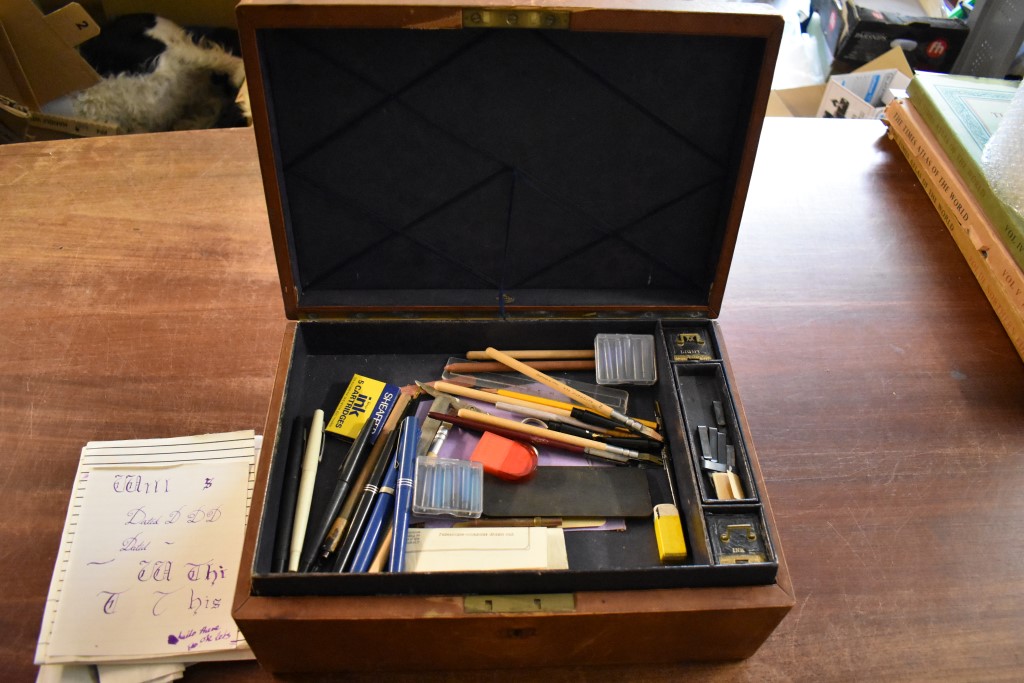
[2, 119, 1022, 681]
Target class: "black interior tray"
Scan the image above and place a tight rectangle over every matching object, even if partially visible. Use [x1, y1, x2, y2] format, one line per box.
[250, 318, 778, 596]
[675, 361, 759, 505]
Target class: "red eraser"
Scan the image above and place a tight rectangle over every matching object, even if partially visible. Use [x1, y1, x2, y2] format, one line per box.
[469, 431, 538, 481]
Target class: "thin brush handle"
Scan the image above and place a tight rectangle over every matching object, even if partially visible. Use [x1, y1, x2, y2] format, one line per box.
[434, 380, 573, 418]
[455, 409, 636, 461]
[445, 360, 595, 374]
[484, 347, 664, 443]
[466, 349, 594, 360]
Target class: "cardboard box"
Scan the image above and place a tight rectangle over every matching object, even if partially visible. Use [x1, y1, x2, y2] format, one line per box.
[0, 92, 116, 142]
[769, 46, 914, 117]
[0, 0, 100, 111]
[233, 1, 793, 673]
[0, 0, 118, 142]
[816, 66, 911, 118]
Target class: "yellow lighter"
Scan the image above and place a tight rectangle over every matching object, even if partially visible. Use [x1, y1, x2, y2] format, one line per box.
[653, 503, 688, 563]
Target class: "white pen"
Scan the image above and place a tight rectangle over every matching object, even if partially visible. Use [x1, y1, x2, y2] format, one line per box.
[288, 409, 324, 572]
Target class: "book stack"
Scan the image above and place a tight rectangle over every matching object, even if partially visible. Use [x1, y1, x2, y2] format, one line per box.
[884, 73, 1024, 362]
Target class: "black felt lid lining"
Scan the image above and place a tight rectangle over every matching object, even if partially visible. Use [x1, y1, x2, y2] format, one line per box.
[258, 25, 764, 313]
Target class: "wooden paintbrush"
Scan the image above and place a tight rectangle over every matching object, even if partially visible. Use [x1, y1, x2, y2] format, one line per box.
[444, 360, 595, 374]
[466, 349, 594, 360]
[452, 409, 658, 464]
[483, 347, 663, 442]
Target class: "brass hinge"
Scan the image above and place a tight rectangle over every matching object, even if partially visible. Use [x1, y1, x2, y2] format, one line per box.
[464, 593, 576, 613]
[462, 9, 570, 29]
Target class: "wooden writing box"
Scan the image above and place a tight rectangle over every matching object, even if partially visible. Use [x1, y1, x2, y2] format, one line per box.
[232, 0, 794, 672]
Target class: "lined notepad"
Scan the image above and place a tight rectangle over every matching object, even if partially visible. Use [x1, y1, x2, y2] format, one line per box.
[35, 431, 258, 667]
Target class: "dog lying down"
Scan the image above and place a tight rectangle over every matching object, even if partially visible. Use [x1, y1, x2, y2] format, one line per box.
[46, 14, 248, 133]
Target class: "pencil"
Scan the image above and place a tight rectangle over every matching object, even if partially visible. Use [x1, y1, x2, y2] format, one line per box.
[454, 409, 647, 462]
[329, 427, 399, 572]
[486, 387, 659, 430]
[466, 349, 594, 360]
[484, 347, 663, 442]
[434, 380, 647, 434]
[491, 400, 616, 434]
[445, 360, 595, 374]
[368, 524, 393, 573]
[434, 380, 576, 419]
[347, 447, 400, 573]
[426, 411, 627, 464]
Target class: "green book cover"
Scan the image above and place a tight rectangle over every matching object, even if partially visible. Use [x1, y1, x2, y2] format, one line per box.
[907, 72, 1024, 271]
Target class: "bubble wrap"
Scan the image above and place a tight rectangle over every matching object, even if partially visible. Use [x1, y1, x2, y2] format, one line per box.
[982, 84, 1024, 220]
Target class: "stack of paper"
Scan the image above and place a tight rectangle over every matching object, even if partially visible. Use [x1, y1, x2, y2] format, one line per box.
[35, 432, 260, 683]
[405, 527, 569, 572]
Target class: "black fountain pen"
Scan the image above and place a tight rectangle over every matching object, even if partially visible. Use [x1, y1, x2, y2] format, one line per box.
[299, 418, 376, 572]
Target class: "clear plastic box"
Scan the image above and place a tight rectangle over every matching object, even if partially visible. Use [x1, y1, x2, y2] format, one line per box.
[412, 456, 483, 519]
[594, 333, 657, 386]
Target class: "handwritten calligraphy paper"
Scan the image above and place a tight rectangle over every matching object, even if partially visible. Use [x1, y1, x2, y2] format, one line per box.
[36, 432, 256, 665]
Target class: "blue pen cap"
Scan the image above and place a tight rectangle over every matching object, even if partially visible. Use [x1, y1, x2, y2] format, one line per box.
[388, 416, 420, 572]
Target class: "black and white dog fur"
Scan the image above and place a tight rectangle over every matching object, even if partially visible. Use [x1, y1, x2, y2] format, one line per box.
[69, 14, 247, 133]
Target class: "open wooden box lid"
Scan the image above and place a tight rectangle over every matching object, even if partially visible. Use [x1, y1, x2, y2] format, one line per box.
[237, 1, 782, 319]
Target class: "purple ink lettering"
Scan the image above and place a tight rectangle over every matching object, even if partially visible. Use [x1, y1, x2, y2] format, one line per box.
[151, 588, 182, 616]
[113, 474, 170, 494]
[97, 590, 126, 614]
[165, 505, 184, 524]
[125, 507, 160, 525]
[120, 532, 150, 552]
[137, 559, 173, 582]
[187, 589, 222, 615]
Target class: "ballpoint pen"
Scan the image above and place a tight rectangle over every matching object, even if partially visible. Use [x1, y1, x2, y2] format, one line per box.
[271, 417, 305, 573]
[320, 385, 420, 560]
[300, 417, 375, 572]
[329, 427, 399, 572]
[288, 409, 324, 572]
[388, 416, 419, 572]
[348, 445, 400, 573]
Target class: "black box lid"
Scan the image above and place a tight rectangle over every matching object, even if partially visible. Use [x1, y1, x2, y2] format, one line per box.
[238, 1, 782, 319]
